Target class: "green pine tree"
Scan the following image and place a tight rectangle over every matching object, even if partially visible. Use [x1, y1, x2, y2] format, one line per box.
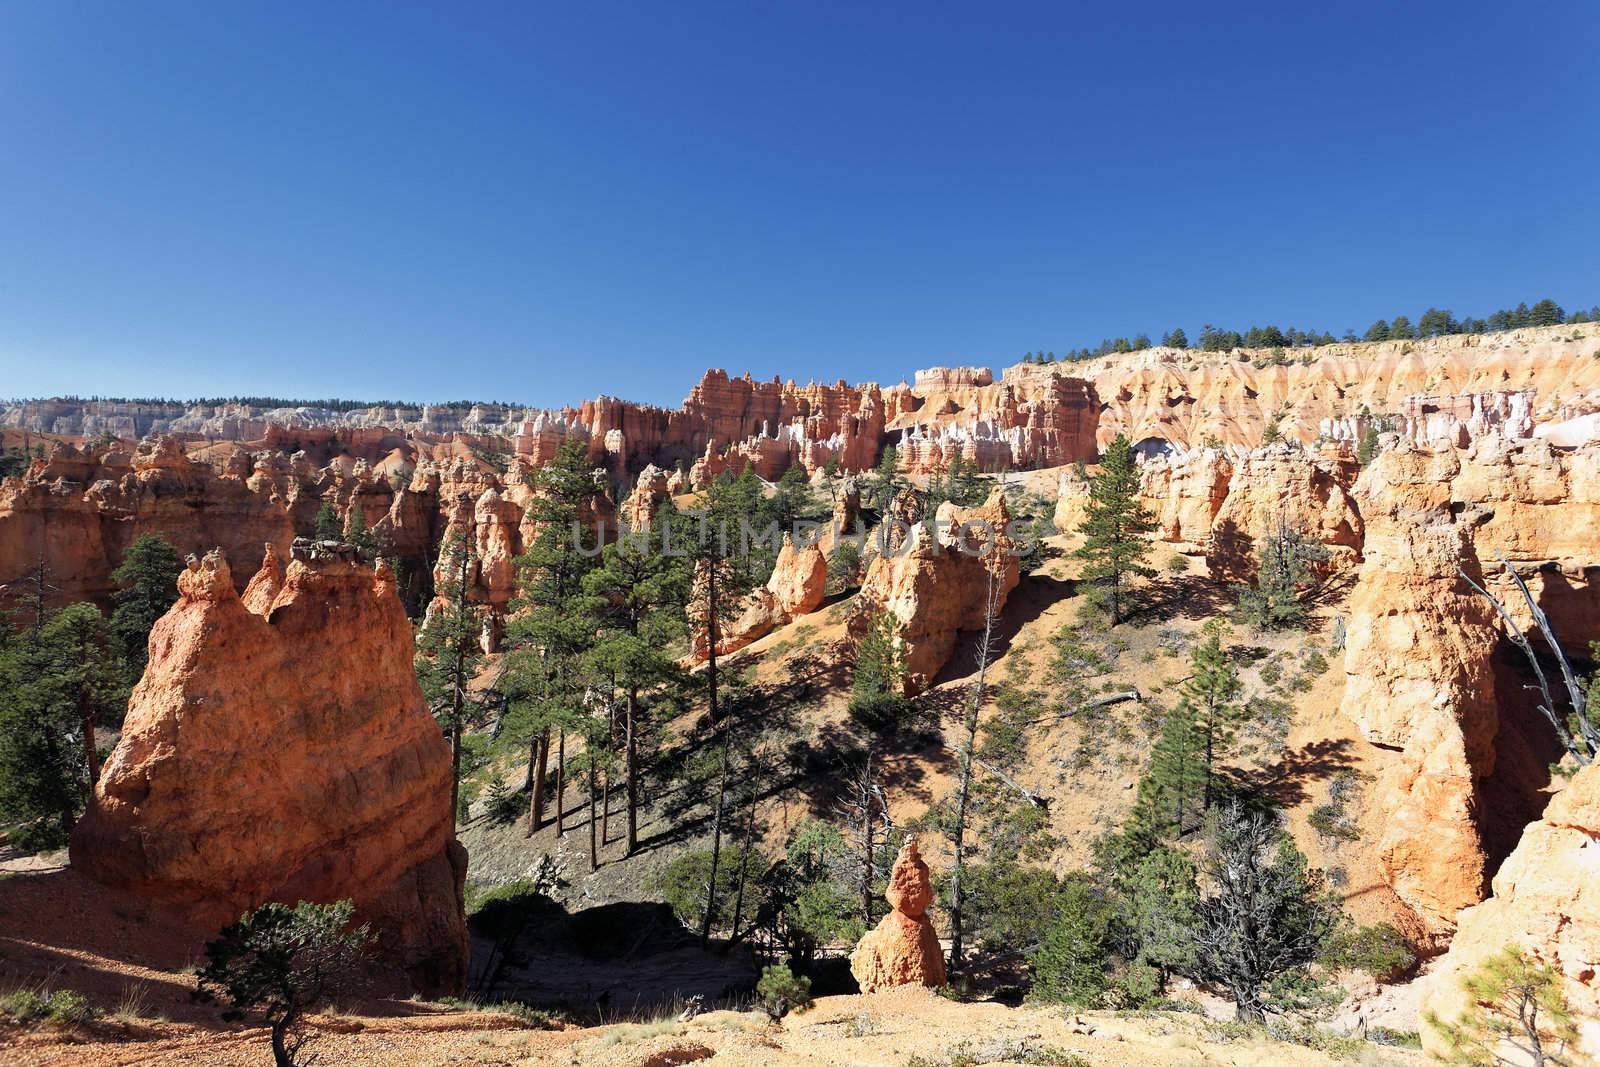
[583, 510, 690, 856]
[1356, 426, 1381, 466]
[109, 533, 183, 686]
[415, 520, 485, 823]
[1528, 298, 1565, 327]
[1073, 434, 1158, 625]
[506, 440, 607, 835]
[1133, 699, 1208, 838]
[312, 501, 342, 541]
[1182, 620, 1243, 808]
[849, 609, 909, 731]
[1236, 514, 1328, 630]
[0, 602, 123, 849]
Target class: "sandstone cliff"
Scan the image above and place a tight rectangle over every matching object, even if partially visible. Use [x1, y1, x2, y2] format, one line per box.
[1419, 760, 1600, 1060]
[69, 546, 469, 995]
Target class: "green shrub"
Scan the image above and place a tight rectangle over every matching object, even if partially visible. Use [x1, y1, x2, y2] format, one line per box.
[0, 988, 50, 1022]
[847, 691, 915, 734]
[755, 963, 812, 1019]
[1324, 922, 1415, 980]
[43, 989, 96, 1024]
[1027, 877, 1115, 1006]
[1166, 553, 1190, 574]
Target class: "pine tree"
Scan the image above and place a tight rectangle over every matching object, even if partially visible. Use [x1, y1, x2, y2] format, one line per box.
[1528, 298, 1565, 327]
[1073, 434, 1158, 625]
[506, 440, 606, 835]
[312, 501, 342, 541]
[1133, 699, 1208, 838]
[848, 609, 908, 730]
[1236, 513, 1328, 629]
[1182, 620, 1242, 807]
[583, 510, 690, 856]
[1363, 319, 1391, 342]
[682, 474, 763, 941]
[1356, 426, 1381, 466]
[109, 533, 183, 686]
[1190, 803, 1340, 1023]
[1389, 315, 1417, 339]
[1426, 945, 1581, 1066]
[1163, 327, 1189, 349]
[415, 518, 485, 823]
[0, 602, 122, 848]
[870, 445, 907, 512]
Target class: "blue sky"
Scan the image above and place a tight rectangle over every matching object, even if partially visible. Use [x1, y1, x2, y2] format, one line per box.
[2, 1, 1596, 408]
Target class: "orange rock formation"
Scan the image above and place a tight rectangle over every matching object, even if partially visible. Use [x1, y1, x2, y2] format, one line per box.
[852, 488, 1019, 692]
[849, 837, 947, 993]
[1419, 759, 1600, 1060]
[69, 545, 469, 995]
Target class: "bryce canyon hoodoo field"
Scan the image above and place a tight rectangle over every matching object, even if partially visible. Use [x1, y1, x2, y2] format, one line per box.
[4, 4, 1599, 1065]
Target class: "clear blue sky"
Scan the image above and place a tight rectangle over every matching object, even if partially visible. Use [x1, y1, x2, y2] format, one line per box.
[2, 1, 1596, 408]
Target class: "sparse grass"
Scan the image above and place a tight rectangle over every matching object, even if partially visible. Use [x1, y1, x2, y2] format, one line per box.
[596, 1019, 683, 1046]
[842, 1011, 879, 1038]
[1367, 1026, 1421, 1048]
[437, 995, 555, 1028]
[907, 1039, 1091, 1066]
[112, 981, 165, 1024]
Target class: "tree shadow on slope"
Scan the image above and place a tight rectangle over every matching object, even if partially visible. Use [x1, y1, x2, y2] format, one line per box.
[1242, 737, 1359, 808]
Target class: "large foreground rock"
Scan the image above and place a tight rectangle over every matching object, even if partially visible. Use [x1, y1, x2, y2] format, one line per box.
[70, 545, 469, 995]
[1419, 760, 1600, 1060]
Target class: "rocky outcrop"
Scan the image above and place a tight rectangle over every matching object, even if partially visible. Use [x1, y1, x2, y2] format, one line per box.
[69, 548, 469, 995]
[693, 535, 828, 659]
[894, 375, 1100, 473]
[1420, 760, 1600, 1060]
[1206, 444, 1364, 581]
[850, 837, 947, 993]
[0, 438, 298, 604]
[622, 464, 673, 530]
[1340, 518, 1500, 950]
[852, 488, 1020, 692]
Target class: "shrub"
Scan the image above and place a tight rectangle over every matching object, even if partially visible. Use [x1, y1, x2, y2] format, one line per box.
[483, 777, 529, 825]
[1166, 553, 1190, 575]
[847, 691, 916, 734]
[195, 899, 372, 1067]
[42, 989, 96, 1024]
[0, 988, 50, 1022]
[755, 963, 812, 1019]
[1027, 877, 1116, 1006]
[1324, 922, 1415, 981]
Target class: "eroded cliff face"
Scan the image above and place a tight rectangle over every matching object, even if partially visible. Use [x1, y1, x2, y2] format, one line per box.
[1420, 760, 1600, 1060]
[1032, 322, 1600, 451]
[694, 534, 829, 660]
[69, 546, 469, 995]
[1339, 520, 1501, 950]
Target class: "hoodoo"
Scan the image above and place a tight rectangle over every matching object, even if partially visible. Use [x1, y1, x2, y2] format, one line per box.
[69, 544, 469, 995]
[850, 837, 948, 993]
